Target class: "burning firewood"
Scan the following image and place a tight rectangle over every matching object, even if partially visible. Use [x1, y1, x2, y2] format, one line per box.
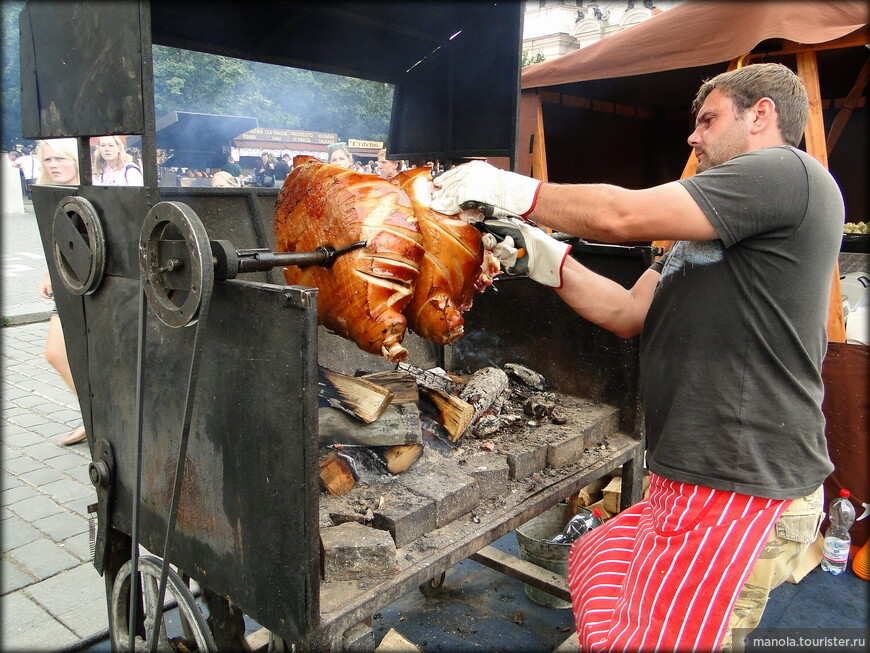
[459, 366, 510, 437]
[397, 362, 464, 396]
[370, 443, 424, 474]
[418, 386, 474, 442]
[319, 452, 358, 497]
[318, 366, 394, 424]
[359, 370, 419, 404]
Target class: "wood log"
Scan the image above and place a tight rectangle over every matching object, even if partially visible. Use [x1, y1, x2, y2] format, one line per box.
[459, 366, 509, 435]
[319, 452, 357, 497]
[359, 370, 419, 403]
[397, 362, 464, 395]
[318, 403, 423, 446]
[418, 386, 474, 442]
[370, 444, 424, 474]
[376, 628, 423, 653]
[319, 366, 394, 423]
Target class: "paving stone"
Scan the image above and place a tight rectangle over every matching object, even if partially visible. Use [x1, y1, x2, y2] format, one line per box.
[7, 538, 81, 578]
[0, 591, 79, 650]
[2, 484, 38, 507]
[30, 421, 71, 438]
[460, 452, 510, 500]
[50, 452, 91, 473]
[27, 562, 108, 638]
[1, 387, 30, 400]
[1, 470, 22, 490]
[1, 454, 44, 475]
[2, 429, 44, 448]
[2, 514, 41, 551]
[3, 418, 27, 432]
[64, 462, 92, 485]
[8, 493, 64, 521]
[24, 440, 72, 461]
[10, 394, 48, 409]
[1, 558, 36, 593]
[19, 465, 65, 487]
[1, 444, 22, 462]
[61, 531, 93, 563]
[41, 478, 94, 504]
[33, 510, 89, 541]
[5, 411, 49, 428]
[321, 521, 397, 582]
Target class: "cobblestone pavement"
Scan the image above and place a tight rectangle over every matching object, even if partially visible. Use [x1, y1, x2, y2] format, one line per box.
[2, 202, 108, 650]
[2, 323, 108, 650]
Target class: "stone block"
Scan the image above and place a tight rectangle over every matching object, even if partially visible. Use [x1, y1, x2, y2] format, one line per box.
[321, 521, 397, 582]
[460, 452, 509, 500]
[0, 592, 79, 650]
[7, 538, 80, 578]
[1, 514, 41, 552]
[33, 510, 89, 541]
[505, 443, 548, 480]
[400, 466, 479, 528]
[547, 405, 619, 468]
[2, 559, 35, 593]
[372, 486, 436, 548]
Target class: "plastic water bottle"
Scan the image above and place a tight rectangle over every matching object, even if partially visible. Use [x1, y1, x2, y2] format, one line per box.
[821, 488, 855, 575]
[548, 507, 603, 544]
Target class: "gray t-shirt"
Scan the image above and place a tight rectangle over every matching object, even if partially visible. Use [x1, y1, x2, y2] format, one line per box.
[641, 146, 844, 500]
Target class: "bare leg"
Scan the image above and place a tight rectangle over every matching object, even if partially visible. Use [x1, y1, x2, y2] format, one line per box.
[45, 315, 86, 444]
[45, 315, 75, 394]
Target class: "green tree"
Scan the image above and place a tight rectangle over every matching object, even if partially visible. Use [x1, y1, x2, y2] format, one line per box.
[1, 1, 26, 149]
[152, 45, 393, 141]
[522, 50, 546, 68]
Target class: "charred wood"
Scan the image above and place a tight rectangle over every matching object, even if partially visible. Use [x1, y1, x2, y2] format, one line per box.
[318, 403, 422, 446]
[318, 366, 394, 424]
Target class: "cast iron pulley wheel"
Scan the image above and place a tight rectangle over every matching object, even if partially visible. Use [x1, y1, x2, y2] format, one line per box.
[418, 571, 447, 597]
[140, 201, 214, 328]
[52, 196, 106, 295]
[110, 555, 217, 652]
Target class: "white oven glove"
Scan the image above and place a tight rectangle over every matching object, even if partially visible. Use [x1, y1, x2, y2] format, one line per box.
[481, 218, 572, 288]
[431, 161, 542, 219]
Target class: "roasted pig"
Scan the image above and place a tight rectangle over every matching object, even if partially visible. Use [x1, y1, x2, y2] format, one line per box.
[275, 156, 424, 362]
[394, 167, 498, 345]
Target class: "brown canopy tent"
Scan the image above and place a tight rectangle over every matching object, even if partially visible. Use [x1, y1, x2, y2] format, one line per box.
[519, 0, 868, 342]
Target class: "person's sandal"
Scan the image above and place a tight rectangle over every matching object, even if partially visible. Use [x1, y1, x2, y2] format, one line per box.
[60, 425, 86, 445]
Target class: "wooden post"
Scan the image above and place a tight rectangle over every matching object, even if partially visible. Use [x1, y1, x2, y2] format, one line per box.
[796, 49, 846, 343]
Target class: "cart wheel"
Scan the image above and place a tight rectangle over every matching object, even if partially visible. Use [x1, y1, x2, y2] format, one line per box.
[52, 196, 106, 295]
[110, 555, 217, 652]
[140, 201, 214, 328]
[418, 571, 446, 597]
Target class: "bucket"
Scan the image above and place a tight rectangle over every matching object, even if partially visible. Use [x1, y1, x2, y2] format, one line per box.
[515, 504, 573, 609]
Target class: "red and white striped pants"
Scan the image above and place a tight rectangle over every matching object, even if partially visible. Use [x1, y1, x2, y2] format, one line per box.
[567, 474, 788, 651]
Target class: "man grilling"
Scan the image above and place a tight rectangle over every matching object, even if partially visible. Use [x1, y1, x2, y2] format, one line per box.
[431, 63, 841, 650]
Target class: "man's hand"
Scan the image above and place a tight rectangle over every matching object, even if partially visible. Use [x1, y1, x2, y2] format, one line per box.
[431, 161, 541, 218]
[481, 219, 571, 288]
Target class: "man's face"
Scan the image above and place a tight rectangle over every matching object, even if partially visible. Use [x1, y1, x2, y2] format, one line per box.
[378, 157, 398, 178]
[688, 88, 752, 173]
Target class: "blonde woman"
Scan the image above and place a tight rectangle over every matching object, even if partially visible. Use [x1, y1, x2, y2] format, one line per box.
[34, 139, 85, 444]
[35, 138, 80, 186]
[92, 135, 143, 186]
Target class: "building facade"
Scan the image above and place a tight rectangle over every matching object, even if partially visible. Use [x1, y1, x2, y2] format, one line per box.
[523, 0, 683, 60]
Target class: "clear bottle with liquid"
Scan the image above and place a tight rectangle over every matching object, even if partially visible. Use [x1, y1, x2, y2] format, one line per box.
[548, 506, 603, 545]
[820, 488, 855, 575]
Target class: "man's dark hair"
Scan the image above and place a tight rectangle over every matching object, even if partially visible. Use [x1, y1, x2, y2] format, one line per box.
[692, 63, 808, 147]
